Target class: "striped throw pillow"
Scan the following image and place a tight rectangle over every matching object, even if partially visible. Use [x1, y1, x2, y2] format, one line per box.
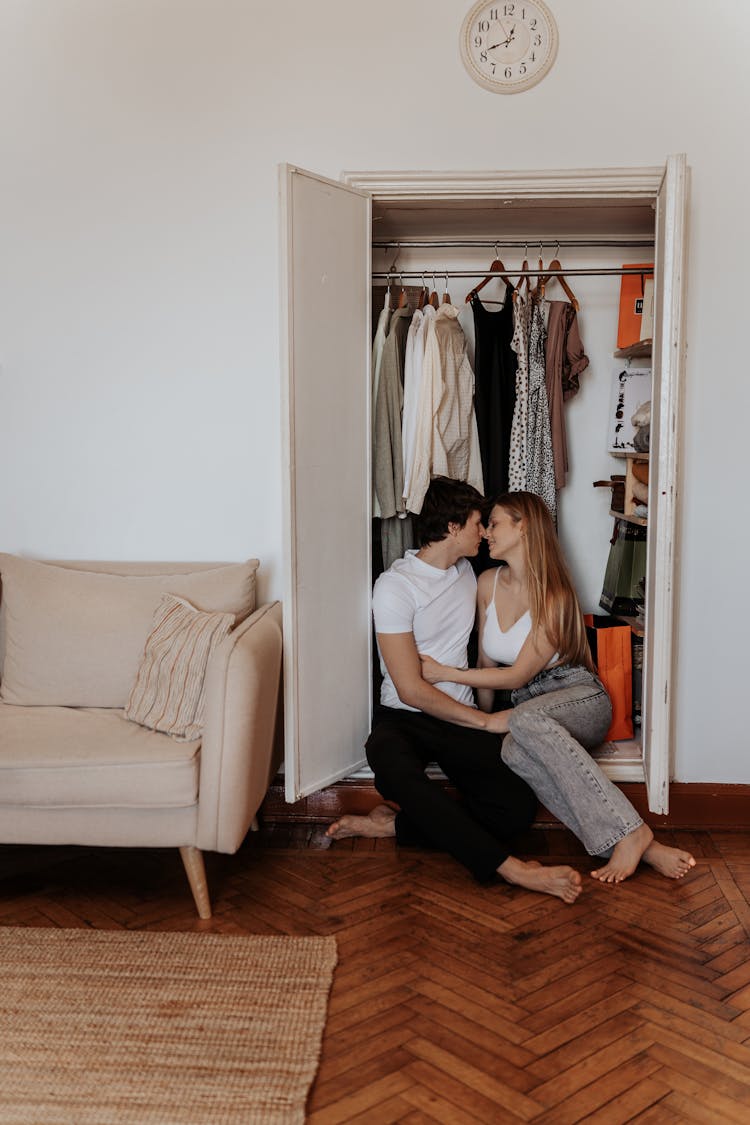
[124, 594, 235, 741]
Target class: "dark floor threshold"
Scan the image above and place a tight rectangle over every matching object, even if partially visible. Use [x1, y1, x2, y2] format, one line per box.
[261, 777, 750, 830]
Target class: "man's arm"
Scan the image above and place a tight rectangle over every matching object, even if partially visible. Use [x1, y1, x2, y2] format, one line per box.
[378, 632, 500, 731]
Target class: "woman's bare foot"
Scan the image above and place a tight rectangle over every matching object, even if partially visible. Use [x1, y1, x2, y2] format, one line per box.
[642, 840, 696, 879]
[498, 856, 582, 904]
[325, 803, 397, 840]
[590, 823, 654, 883]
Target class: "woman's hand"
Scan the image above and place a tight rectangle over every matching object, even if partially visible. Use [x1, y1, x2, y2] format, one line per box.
[419, 653, 450, 684]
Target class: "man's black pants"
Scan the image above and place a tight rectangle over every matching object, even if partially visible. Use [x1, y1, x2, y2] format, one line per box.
[365, 706, 537, 882]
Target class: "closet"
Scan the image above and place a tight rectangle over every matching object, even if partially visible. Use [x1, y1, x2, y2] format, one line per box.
[280, 159, 688, 814]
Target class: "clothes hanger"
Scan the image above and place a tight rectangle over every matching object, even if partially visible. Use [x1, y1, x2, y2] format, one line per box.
[540, 242, 580, 310]
[397, 271, 408, 309]
[429, 271, 440, 308]
[529, 242, 545, 301]
[513, 244, 530, 302]
[465, 243, 514, 302]
[417, 273, 427, 309]
[442, 272, 451, 305]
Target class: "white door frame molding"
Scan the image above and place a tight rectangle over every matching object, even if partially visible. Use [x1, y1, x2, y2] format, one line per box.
[343, 163, 687, 814]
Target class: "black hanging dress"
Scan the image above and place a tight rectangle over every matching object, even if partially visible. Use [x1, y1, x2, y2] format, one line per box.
[471, 286, 518, 497]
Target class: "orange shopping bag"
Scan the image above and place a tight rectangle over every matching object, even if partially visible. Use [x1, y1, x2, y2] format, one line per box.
[617, 263, 654, 349]
[584, 614, 633, 741]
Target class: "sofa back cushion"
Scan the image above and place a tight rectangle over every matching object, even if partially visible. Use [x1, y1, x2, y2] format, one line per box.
[0, 556, 258, 708]
[124, 593, 235, 741]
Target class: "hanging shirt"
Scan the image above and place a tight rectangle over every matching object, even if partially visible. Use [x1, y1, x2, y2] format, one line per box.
[371, 297, 392, 518]
[545, 300, 590, 491]
[401, 305, 436, 504]
[471, 289, 517, 496]
[374, 306, 411, 520]
[457, 302, 476, 371]
[406, 304, 484, 515]
[507, 293, 531, 491]
[525, 297, 557, 520]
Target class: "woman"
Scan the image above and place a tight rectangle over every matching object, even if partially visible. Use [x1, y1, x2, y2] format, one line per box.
[420, 491, 695, 883]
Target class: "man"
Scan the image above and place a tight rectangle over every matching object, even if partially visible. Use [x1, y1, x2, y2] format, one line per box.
[327, 477, 582, 903]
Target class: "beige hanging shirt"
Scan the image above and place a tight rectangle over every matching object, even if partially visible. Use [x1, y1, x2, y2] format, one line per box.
[406, 304, 484, 515]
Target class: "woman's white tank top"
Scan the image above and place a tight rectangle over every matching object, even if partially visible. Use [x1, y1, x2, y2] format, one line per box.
[482, 567, 558, 666]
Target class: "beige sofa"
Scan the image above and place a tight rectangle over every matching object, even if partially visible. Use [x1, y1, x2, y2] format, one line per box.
[0, 555, 283, 918]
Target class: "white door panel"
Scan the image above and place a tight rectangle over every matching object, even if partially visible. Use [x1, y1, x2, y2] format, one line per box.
[279, 165, 372, 801]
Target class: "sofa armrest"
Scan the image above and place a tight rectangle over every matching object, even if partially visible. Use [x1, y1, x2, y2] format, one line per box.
[196, 601, 282, 852]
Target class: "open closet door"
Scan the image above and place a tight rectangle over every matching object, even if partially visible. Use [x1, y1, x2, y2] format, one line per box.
[644, 153, 688, 814]
[280, 165, 372, 801]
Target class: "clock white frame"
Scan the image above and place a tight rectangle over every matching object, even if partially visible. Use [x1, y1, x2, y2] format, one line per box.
[459, 0, 559, 94]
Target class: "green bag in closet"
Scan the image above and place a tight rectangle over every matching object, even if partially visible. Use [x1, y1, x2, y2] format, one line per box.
[599, 519, 647, 616]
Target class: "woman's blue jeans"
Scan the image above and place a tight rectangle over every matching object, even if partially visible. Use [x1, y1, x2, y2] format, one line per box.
[501, 664, 643, 858]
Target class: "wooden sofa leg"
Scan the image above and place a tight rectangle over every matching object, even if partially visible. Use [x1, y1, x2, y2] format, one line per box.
[179, 846, 212, 919]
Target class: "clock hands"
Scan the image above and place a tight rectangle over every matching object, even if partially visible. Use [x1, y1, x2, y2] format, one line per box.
[487, 22, 516, 52]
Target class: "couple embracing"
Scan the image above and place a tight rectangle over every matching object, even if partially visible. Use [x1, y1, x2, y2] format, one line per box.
[328, 477, 694, 903]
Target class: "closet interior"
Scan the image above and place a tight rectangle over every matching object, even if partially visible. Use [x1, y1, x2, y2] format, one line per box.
[368, 195, 657, 783]
[280, 160, 686, 812]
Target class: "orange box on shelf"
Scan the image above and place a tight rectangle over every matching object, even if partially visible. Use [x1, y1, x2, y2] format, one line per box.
[617, 263, 654, 349]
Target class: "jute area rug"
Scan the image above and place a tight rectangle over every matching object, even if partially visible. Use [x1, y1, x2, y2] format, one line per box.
[0, 927, 337, 1125]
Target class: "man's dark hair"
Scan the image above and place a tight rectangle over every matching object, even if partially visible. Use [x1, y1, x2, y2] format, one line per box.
[416, 476, 485, 547]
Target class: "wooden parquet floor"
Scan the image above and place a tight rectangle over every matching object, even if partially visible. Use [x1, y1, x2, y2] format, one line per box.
[1, 824, 750, 1123]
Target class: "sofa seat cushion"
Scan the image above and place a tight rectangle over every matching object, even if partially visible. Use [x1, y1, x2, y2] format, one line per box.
[0, 704, 200, 808]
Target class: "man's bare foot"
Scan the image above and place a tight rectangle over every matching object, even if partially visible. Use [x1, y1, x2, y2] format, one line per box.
[591, 823, 654, 883]
[325, 804, 397, 840]
[642, 840, 696, 879]
[498, 856, 582, 904]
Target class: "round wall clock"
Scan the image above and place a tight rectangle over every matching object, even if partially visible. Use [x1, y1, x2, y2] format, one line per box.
[460, 1, 559, 94]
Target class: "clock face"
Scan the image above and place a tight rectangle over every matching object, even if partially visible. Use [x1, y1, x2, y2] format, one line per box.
[460, 1, 559, 94]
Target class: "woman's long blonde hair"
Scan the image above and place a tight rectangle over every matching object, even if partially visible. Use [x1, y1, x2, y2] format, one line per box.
[490, 492, 596, 673]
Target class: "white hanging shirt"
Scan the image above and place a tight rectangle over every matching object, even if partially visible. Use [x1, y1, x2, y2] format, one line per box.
[406, 304, 484, 515]
[401, 305, 435, 504]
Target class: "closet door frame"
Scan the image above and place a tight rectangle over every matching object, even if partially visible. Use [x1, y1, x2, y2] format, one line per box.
[343, 161, 687, 815]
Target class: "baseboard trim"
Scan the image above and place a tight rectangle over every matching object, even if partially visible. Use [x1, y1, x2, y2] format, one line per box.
[260, 779, 750, 830]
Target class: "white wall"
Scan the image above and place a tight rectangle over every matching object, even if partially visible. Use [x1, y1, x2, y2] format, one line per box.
[1, 0, 748, 782]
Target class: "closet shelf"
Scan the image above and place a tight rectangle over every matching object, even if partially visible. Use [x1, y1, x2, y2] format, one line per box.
[612, 614, 645, 638]
[609, 509, 648, 528]
[614, 340, 652, 360]
[610, 450, 650, 460]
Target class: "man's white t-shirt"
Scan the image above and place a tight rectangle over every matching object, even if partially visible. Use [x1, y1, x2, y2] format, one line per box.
[372, 550, 477, 711]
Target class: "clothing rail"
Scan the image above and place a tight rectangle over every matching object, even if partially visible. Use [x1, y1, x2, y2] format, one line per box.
[372, 266, 652, 279]
[373, 238, 654, 250]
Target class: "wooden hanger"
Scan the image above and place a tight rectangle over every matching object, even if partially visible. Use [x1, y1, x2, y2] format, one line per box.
[466, 247, 514, 303]
[397, 273, 408, 309]
[442, 274, 451, 305]
[539, 246, 580, 309]
[529, 254, 545, 301]
[429, 273, 440, 308]
[513, 257, 530, 301]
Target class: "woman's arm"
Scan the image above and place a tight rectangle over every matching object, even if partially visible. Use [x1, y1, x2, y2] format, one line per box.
[421, 627, 557, 692]
[378, 632, 510, 731]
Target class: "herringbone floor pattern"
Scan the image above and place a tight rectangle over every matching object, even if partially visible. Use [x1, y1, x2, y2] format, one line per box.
[1, 825, 749, 1123]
